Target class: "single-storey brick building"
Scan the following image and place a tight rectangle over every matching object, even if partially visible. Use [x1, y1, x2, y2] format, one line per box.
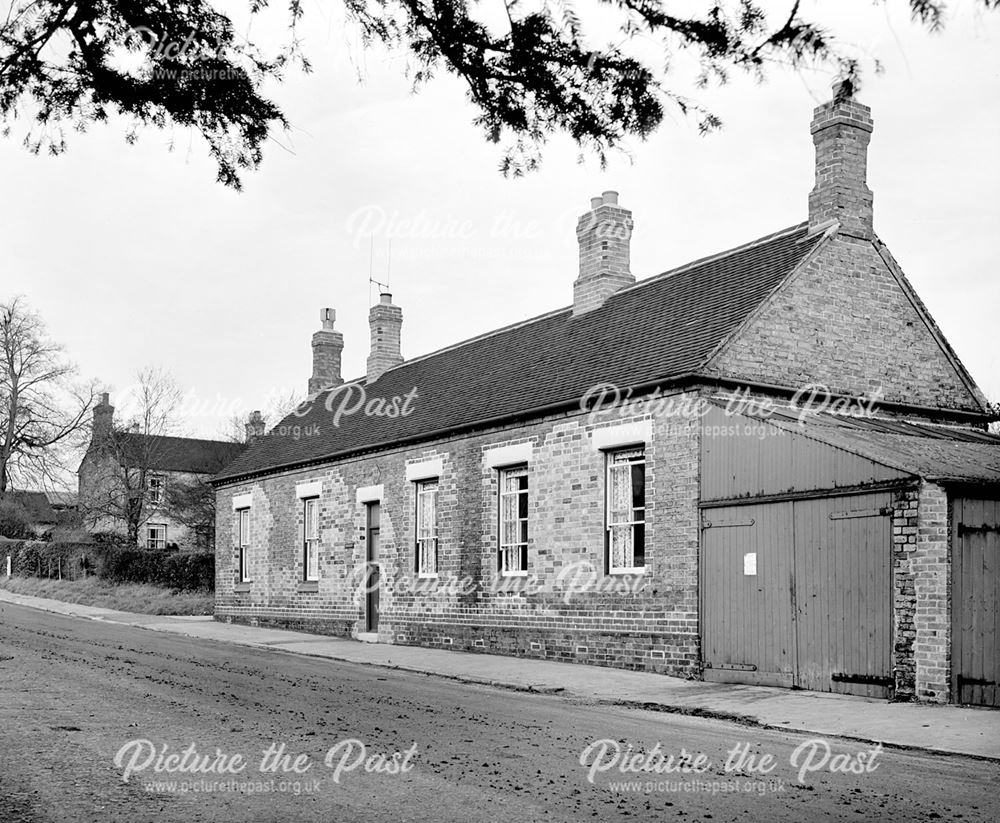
[213, 85, 1000, 706]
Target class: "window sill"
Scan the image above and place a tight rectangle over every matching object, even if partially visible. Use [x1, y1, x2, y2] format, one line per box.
[608, 567, 646, 576]
[297, 580, 319, 593]
[233, 582, 252, 593]
[417, 573, 438, 580]
[500, 571, 528, 578]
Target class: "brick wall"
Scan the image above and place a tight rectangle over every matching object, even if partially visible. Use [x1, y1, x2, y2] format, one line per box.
[708, 233, 982, 414]
[913, 481, 951, 702]
[891, 487, 919, 698]
[216, 393, 702, 677]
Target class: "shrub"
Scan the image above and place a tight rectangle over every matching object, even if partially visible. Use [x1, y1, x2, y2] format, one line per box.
[161, 552, 215, 592]
[0, 498, 33, 539]
[2, 539, 214, 592]
[102, 548, 164, 586]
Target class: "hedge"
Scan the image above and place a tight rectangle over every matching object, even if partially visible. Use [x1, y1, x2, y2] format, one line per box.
[1, 540, 214, 592]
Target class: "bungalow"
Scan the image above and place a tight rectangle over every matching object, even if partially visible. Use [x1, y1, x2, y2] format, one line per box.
[212, 84, 1000, 707]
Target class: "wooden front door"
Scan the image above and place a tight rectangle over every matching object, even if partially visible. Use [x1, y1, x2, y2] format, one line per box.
[366, 502, 380, 633]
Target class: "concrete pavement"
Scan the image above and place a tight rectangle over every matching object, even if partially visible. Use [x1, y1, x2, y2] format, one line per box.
[2, 588, 997, 761]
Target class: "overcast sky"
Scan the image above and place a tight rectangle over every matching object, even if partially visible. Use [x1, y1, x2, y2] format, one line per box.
[3, 1, 998, 449]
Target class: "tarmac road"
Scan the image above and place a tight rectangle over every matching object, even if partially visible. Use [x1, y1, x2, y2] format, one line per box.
[1, 601, 997, 823]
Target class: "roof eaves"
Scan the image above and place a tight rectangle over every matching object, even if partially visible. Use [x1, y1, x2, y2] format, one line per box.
[212, 371, 707, 486]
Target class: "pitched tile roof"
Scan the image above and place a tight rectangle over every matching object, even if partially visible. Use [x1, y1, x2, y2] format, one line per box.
[115, 434, 246, 475]
[215, 223, 826, 483]
[8, 491, 79, 526]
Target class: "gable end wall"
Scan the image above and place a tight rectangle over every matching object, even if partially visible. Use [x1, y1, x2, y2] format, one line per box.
[706, 234, 982, 414]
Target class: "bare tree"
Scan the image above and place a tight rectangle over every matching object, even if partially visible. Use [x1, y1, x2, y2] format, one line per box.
[163, 477, 217, 550]
[80, 367, 182, 544]
[0, 296, 94, 496]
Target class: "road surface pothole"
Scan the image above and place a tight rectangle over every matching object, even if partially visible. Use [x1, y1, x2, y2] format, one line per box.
[49, 725, 82, 732]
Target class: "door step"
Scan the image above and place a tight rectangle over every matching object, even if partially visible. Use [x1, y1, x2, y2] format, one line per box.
[356, 632, 379, 644]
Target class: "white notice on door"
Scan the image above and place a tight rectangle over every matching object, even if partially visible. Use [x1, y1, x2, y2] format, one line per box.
[743, 552, 757, 576]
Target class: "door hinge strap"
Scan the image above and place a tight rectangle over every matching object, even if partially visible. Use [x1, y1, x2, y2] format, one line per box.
[829, 507, 892, 520]
[958, 523, 1000, 536]
[831, 672, 894, 687]
[702, 518, 756, 530]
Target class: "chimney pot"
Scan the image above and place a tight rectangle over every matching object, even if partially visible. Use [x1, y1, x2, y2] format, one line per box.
[589, 196, 603, 210]
[379, 292, 392, 305]
[601, 190, 619, 206]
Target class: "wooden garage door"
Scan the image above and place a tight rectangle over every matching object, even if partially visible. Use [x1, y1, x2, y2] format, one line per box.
[952, 497, 1000, 707]
[702, 502, 795, 687]
[793, 494, 893, 698]
[702, 492, 892, 697]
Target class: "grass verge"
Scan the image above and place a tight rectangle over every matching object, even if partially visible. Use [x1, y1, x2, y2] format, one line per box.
[0, 576, 213, 615]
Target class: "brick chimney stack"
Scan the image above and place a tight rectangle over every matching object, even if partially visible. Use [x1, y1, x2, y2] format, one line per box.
[573, 190, 635, 315]
[808, 81, 874, 239]
[93, 392, 114, 443]
[367, 292, 403, 383]
[245, 410, 266, 443]
[308, 308, 344, 395]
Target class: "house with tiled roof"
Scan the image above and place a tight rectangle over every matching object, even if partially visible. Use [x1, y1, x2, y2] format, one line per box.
[212, 85, 1000, 707]
[79, 393, 248, 549]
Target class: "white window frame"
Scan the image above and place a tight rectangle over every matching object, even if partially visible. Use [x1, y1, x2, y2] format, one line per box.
[498, 465, 529, 576]
[146, 522, 167, 550]
[606, 448, 646, 574]
[236, 507, 251, 582]
[302, 497, 320, 582]
[147, 474, 165, 506]
[415, 479, 439, 578]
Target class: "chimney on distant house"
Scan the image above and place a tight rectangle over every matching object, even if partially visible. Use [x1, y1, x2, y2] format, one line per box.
[245, 410, 266, 443]
[573, 190, 635, 315]
[808, 81, 874, 239]
[366, 292, 403, 383]
[92, 392, 114, 443]
[308, 308, 344, 395]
